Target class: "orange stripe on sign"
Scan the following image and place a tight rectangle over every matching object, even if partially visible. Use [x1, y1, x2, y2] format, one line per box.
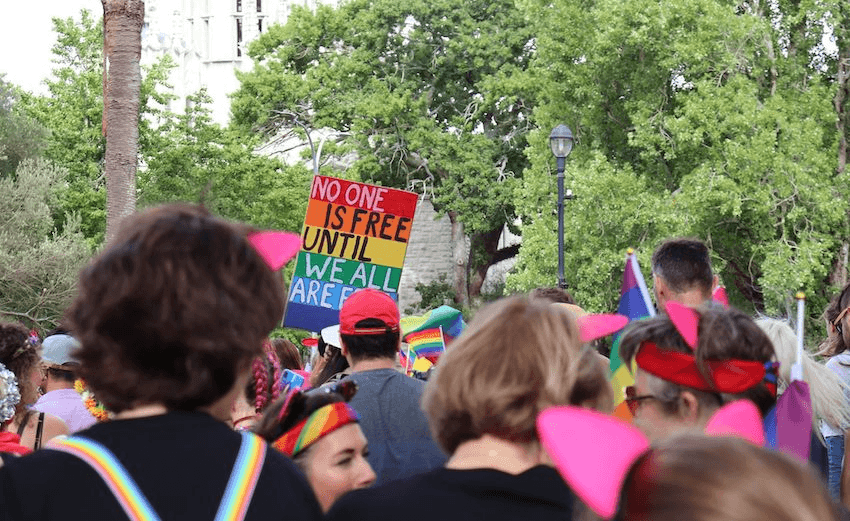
[304, 201, 413, 243]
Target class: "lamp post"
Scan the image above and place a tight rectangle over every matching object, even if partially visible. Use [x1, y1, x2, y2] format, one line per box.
[549, 124, 574, 290]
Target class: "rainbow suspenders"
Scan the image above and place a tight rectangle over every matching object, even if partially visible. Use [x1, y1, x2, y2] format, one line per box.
[47, 431, 267, 521]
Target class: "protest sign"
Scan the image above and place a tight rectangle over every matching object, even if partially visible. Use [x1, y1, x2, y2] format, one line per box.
[284, 175, 418, 331]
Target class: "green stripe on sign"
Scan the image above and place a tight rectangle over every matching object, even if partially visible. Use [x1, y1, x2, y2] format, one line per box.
[293, 251, 402, 291]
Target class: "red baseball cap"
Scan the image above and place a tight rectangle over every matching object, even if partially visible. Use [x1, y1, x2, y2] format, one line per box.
[339, 289, 400, 335]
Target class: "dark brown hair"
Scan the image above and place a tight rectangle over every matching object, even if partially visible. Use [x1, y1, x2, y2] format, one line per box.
[530, 286, 576, 305]
[270, 338, 303, 370]
[620, 435, 837, 521]
[423, 296, 612, 455]
[67, 204, 284, 413]
[0, 321, 41, 416]
[651, 238, 713, 296]
[340, 318, 400, 362]
[619, 304, 777, 416]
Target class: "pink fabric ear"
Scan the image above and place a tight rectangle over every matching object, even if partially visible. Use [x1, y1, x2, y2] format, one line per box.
[665, 301, 700, 350]
[712, 286, 729, 307]
[538, 407, 650, 519]
[578, 314, 630, 343]
[247, 231, 302, 271]
[704, 400, 765, 446]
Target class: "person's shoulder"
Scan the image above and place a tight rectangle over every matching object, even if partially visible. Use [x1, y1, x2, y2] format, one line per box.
[326, 470, 440, 520]
[258, 445, 322, 515]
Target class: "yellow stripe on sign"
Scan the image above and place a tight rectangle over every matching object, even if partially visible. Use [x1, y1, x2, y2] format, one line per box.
[610, 365, 634, 405]
[301, 226, 409, 268]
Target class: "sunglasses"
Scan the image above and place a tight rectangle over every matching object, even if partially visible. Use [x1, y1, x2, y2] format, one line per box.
[624, 385, 659, 415]
[276, 379, 358, 428]
[834, 306, 850, 336]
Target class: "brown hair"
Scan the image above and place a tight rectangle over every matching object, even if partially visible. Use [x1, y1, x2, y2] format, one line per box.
[530, 286, 576, 305]
[67, 204, 284, 413]
[423, 296, 612, 455]
[0, 322, 41, 416]
[619, 304, 777, 416]
[819, 282, 850, 357]
[271, 338, 303, 370]
[620, 435, 838, 521]
[651, 238, 713, 297]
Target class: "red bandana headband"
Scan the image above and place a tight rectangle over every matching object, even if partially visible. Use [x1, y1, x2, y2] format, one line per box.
[272, 402, 360, 456]
[635, 302, 777, 396]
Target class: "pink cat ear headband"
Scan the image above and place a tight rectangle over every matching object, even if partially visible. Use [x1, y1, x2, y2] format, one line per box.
[537, 400, 764, 519]
[247, 231, 301, 271]
[553, 304, 629, 343]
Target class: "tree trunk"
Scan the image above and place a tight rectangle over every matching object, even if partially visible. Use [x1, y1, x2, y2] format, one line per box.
[467, 227, 520, 299]
[102, 0, 144, 244]
[830, 18, 849, 286]
[448, 211, 469, 307]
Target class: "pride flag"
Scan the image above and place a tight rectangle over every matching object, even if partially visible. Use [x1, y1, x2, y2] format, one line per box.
[405, 328, 446, 359]
[610, 249, 656, 420]
[401, 305, 466, 341]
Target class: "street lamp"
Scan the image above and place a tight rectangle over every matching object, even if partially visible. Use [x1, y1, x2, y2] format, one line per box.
[549, 124, 574, 290]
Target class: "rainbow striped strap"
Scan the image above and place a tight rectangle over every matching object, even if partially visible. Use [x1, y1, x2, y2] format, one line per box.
[47, 436, 161, 521]
[47, 431, 267, 521]
[214, 432, 267, 521]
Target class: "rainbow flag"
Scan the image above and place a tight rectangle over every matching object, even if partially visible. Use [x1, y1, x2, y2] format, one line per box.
[402, 306, 466, 342]
[406, 328, 446, 358]
[610, 249, 656, 420]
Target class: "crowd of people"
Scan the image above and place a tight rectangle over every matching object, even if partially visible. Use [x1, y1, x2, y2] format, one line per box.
[0, 203, 849, 520]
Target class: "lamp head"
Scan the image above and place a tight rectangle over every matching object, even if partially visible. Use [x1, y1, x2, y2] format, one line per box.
[549, 124, 574, 159]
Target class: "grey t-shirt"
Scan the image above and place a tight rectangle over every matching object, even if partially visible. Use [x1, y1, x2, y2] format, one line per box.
[823, 352, 850, 437]
[346, 368, 447, 485]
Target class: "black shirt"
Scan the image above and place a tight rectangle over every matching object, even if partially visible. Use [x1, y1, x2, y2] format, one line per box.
[0, 411, 322, 521]
[326, 465, 575, 521]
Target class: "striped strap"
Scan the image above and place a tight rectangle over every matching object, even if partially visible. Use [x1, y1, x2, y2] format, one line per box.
[214, 432, 267, 521]
[47, 437, 161, 521]
[48, 431, 267, 521]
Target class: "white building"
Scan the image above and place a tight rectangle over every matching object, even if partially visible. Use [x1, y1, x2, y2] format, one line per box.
[141, 0, 338, 124]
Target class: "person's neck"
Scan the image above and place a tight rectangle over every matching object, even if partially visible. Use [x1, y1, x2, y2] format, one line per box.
[665, 291, 711, 309]
[446, 434, 549, 475]
[348, 357, 396, 373]
[111, 404, 168, 420]
[43, 379, 75, 394]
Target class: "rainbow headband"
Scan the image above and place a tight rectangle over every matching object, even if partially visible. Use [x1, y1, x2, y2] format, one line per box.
[273, 402, 360, 456]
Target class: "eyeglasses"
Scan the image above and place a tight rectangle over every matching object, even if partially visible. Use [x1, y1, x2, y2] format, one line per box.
[834, 306, 850, 336]
[624, 385, 659, 415]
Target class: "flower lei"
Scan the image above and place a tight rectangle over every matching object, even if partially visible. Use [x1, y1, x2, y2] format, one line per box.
[74, 379, 109, 422]
[0, 362, 21, 424]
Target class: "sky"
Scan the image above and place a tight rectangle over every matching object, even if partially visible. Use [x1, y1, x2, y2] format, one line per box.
[0, 0, 101, 95]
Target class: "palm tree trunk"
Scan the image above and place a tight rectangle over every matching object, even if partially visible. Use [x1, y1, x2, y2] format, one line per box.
[102, 0, 144, 244]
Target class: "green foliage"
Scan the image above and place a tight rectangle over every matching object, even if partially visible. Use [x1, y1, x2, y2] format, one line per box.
[0, 75, 48, 177]
[17, 9, 176, 247]
[405, 274, 455, 315]
[140, 90, 311, 232]
[232, 0, 537, 301]
[0, 158, 91, 332]
[509, 0, 849, 333]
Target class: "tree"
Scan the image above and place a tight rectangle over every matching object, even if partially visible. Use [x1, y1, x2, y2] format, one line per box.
[140, 90, 312, 232]
[231, 0, 535, 305]
[102, 0, 144, 243]
[0, 158, 90, 331]
[509, 0, 849, 325]
[0, 75, 48, 177]
[17, 9, 174, 247]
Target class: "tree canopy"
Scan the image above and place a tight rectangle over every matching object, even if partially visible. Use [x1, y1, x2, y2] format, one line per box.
[231, 0, 536, 304]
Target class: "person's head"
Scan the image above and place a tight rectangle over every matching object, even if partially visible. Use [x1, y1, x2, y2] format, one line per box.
[67, 204, 284, 415]
[257, 380, 375, 512]
[530, 286, 576, 305]
[619, 435, 837, 521]
[651, 238, 716, 309]
[0, 361, 22, 426]
[270, 338, 303, 370]
[338, 289, 400, 364]
[821, 281, 850, 357]
[619, 304, 776, 441]
[41, 334, 81, 390]
[423, 296, 613, 456]
[0, 322, 42, 415]
[312, 345, 350, 388]
[244, 350, 283, 414]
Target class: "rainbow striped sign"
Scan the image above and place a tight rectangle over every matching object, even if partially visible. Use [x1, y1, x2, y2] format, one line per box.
[285, 176, 418, 332]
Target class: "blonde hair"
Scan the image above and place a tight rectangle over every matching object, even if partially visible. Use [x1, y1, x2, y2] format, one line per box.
[422, 296, 613, 455]
[756, 317, 850, 432]
[622, 435, 837, 521]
